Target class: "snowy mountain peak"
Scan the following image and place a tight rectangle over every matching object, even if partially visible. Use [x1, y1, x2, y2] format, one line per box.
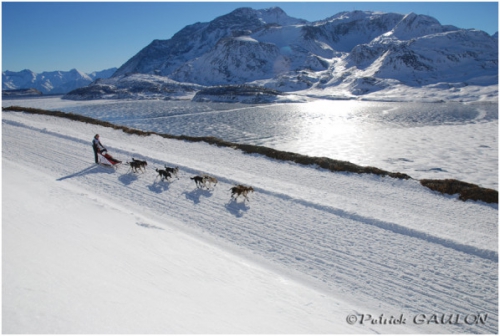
[3, 68, 117, 94]
[390, 12, 455, 39]
[324, 10, 385, 24]
[256, 6, 308, 26]
[75, 7, 497, 101]
[65, 68, 93, 81]
[206, 7, 306, 32]
[206, 7, 265, 33]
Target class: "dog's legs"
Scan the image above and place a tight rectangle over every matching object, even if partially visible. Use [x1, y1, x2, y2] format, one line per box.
[233, 192, 240, 201]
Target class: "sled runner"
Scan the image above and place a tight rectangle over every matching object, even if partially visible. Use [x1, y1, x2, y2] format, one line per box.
[97, 151, 122, 167]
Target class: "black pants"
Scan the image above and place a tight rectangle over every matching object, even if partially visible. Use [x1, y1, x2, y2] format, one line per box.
[93, 148, 99, 163]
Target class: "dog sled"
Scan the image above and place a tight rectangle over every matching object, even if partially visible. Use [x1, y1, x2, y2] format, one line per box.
[97, 150, 122, 168]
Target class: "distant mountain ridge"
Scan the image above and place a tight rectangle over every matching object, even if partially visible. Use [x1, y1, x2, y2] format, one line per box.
[66, 7, 497, 101]
[2, 68, 117, 94]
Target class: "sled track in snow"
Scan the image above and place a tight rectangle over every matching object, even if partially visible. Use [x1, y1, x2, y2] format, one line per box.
[253, 186, 498, 262]
[4, 118, 497, 262]
[3, 113, 498, 333]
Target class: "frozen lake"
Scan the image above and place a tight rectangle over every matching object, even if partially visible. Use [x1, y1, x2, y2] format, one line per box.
[3, 96, 498, 189]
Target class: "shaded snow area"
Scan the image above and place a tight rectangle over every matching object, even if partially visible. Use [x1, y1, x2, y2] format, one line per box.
[3, 112, 498, 333]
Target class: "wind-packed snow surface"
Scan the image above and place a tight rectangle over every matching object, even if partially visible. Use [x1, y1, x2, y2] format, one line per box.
[3, 111, 498, 333]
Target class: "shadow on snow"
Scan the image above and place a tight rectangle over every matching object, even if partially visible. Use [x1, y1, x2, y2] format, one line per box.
[225, 199, 250, 217]
[183, 188, 213, 204]
[56, 164, 115, 181]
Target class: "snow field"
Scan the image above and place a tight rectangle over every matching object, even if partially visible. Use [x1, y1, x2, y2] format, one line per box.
[4, 160, 369, 334]
[3, 111, 498, 333]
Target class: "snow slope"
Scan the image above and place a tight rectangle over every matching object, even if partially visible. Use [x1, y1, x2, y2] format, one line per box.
[4, 160, 369, 334]
[3, 111, 498, 333]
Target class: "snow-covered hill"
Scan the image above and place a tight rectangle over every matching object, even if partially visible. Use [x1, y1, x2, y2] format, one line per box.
[2, 68, 117, 94]
[3, 110, 497, 333]
[2, 88, 43, 97]
[77, 7, 497, 102]
[62, 73, 204, 101]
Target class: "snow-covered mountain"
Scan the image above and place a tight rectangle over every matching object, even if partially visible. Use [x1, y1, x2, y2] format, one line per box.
[65, 7, 497, 101]
[103, 8, 497, 100]
[63, 73, 204, 100]
[2, 68, 117, 94]
[114, 7, 307, 79]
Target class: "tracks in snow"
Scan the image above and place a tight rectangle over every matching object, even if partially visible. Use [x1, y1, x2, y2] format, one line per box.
[3, 113, 498, 333]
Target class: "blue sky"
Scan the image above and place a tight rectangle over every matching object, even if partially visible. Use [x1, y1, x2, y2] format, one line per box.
[2, 2, 498, 73]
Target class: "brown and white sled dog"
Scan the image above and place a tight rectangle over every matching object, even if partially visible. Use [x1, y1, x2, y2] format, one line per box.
[230, 184, 254, 201]
[202, 174, 218, 189]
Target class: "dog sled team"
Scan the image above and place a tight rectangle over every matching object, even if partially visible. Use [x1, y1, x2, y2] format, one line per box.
[92, 134, 254, 202]
[92, 134, 122, 166]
